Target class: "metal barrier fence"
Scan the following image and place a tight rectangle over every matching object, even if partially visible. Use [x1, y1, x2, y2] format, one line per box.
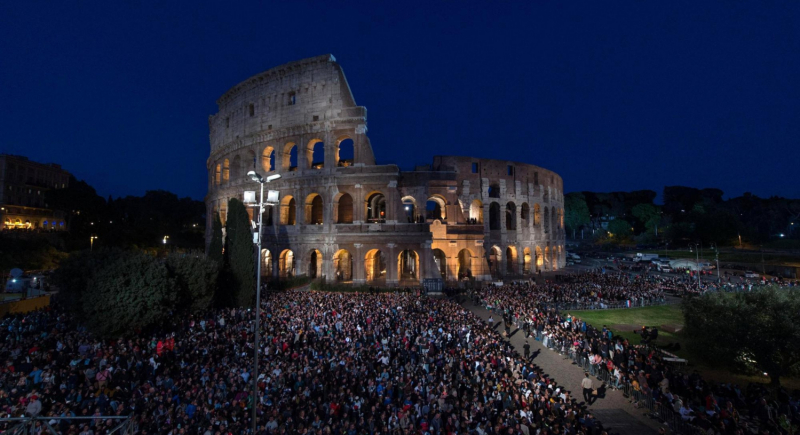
[529, 330, 706, 435]
[0, 415, 135, 435]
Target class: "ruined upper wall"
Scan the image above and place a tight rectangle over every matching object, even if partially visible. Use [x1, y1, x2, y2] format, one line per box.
[432, 155, 564, 197]
[209, 54, 364, 153]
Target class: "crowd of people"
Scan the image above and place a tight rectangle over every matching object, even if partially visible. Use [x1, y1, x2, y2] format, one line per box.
[2, 289, 618, 435]
[471, 274, 799, 435]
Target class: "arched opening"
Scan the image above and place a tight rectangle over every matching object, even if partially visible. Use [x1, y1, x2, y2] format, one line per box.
[543, 206, 550, 234]
[489, 202, 501, 230]
[284, 142, 298, 171]
[426, 196, 446, 221]
[308, 249, 322, 279]
[365, 249, 386, 282]
[261, 146, 275, 172]
[333, 249, 353, 281]
[219, 201, 228, 226]
[521, 203, 530, 228]
[398, 250, 419, 281]
[263, 206, 274, 226]
[533, 203, 541, 227]
[523, 247, 532, 274]
[432, 249, 447, 280]
[551, 245, 558, 271]
[488, 246, 502, 277]
[506, 246, 517, 274]
[279, 249, 295, 278]
[280, 196, 296, 225]
[260, 249, 273, 277]
[535, 246, 543, 272]
[560, 208, 564, 229]
[246, 149, 256, 171]
[215, 163, 221, 185]
[305, 194, 323, 224]
[552, 208, 558, 232]
[334, 193, 353, 224]
[544, 246, 550, 271]
[488, 183, 500, 198]
[337, 137, 354, 167]
[222, 159, 230, 184]
[231, 155, 241, 181]
[505, 202, 516, 230]
[457, 249, 473, 279]
[365, 192, 386, 223]
[307, 139, 324, 169]
[402, 196, 417, 223]
[470, 199, 483, 224]
[543, 188, 550, 203]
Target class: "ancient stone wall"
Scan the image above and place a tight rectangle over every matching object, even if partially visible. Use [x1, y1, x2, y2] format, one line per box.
[206, 55, 565, 285]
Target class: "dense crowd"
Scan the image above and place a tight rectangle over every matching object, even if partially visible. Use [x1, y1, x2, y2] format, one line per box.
[471, 274, 799, 435]
[2, 290, 615, 435]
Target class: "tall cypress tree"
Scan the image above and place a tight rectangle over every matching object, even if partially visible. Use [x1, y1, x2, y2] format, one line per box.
[208, 213, 224, 263]
[224, 198, 256, 307]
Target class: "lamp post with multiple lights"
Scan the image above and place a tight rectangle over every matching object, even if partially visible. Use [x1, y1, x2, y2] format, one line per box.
[246, 170, 280, 434]
[90, 235, 98, 252]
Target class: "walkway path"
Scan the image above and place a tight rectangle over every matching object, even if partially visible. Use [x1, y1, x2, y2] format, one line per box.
[460, 299, 662, 435]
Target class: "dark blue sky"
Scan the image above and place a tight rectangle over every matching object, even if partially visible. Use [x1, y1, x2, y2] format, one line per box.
[2, 1, 798, 201]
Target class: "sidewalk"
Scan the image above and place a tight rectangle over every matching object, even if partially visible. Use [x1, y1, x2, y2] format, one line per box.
[461, 300, 662, 435]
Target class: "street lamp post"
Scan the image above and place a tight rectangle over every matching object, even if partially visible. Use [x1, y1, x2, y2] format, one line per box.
[710, 242, 720, 283]
[246, 170, 280, 435]
[689, 243, 700, 290]
[90, 235, 98, 252]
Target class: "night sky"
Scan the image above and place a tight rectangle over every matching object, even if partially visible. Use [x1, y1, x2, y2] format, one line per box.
[2, 1, 798, 201]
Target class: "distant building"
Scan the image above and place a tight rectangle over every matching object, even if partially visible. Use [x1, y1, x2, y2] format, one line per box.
[0, 154, 70, 231]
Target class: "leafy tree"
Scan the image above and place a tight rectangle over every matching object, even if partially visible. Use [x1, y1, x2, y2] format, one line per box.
[223, 198, 255, 308]
[683, 286, 800, 387]
[564, 193, 591, 239]
[208, 213, 223, 263]
[606, 218, 632, 240]
[83, 251, 176, 337]
[166, 254, 219, 312]
[631, 203, 661, 235]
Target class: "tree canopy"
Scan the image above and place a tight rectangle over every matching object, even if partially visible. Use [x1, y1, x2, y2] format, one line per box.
[564, 192, 590, 238]
[683, 286, 800, 387]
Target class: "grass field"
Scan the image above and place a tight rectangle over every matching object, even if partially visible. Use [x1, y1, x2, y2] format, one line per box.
[568, 304, 800, 388]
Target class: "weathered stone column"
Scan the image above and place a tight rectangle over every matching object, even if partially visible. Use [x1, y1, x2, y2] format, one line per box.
[386, 243, 398, 286]
[353, 243, 365, 284]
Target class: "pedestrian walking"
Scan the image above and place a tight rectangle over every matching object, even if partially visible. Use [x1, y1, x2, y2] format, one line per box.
[582, 372, 595, 405]
[523, 341, 531, 359]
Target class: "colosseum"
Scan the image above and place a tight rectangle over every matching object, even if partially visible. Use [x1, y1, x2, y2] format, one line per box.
[206, 54, 565, 287]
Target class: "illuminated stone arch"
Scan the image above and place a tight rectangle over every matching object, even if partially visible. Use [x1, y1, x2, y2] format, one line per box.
[489, 245, 502, 277]
[523, 247, 532, 274]
[533, 203, 541, 227]
[306, 248, 323, 278]
[333, 249, 353, 281]
[401, 196, 417, 223]
[432, 248, 447, 280]
[365, 249, 386, 283]
[457, 249, 474, 278]
[260, 249, 273, 277]
[506, 246, 517, 274]
[222, 159, 230, 184]
[535, 246, 543, 271]
[283, 142, 298, 171]
[336, 136, 354, 167]
[307, 138, 324, 169]
[333, 192, 354, 224]
[365, 191, 386, 222]
[304, 193, 324, 224]
[426, 195, 447, 221]
[215, 163, 221, 185]
[470, 199, 483, 224]
[280, 195, 296, 225]
[261, 146, 275, 172]
[398, 249, 419, 281]
[279, 249, 295, 278]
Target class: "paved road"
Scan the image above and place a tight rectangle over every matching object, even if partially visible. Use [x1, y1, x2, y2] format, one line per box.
[460, 299, 662, 435]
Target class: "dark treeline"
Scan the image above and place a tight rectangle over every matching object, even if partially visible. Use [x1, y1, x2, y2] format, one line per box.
[45, 175, 206, 251]
[565, 186, 800, 246]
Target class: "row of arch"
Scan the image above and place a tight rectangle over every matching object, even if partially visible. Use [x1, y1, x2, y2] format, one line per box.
[258, 245, 563, 282]
[483, 200, 563, 233]
[259, 248, 425, 282]
[212, 138, 355, 186]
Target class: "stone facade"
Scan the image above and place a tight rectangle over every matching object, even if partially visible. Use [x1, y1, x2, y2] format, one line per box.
[0, 154, 70, 231]
[206, 54, 565, 285]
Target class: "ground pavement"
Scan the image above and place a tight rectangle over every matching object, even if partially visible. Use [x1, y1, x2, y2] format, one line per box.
[460, 299, 663, 435]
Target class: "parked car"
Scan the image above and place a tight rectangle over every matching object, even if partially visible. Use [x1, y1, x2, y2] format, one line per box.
[744, 271, 760, 278]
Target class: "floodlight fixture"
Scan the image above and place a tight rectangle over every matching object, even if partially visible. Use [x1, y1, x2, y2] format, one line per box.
[247, 171, 264, 183]
[266, 174, 282, 182]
